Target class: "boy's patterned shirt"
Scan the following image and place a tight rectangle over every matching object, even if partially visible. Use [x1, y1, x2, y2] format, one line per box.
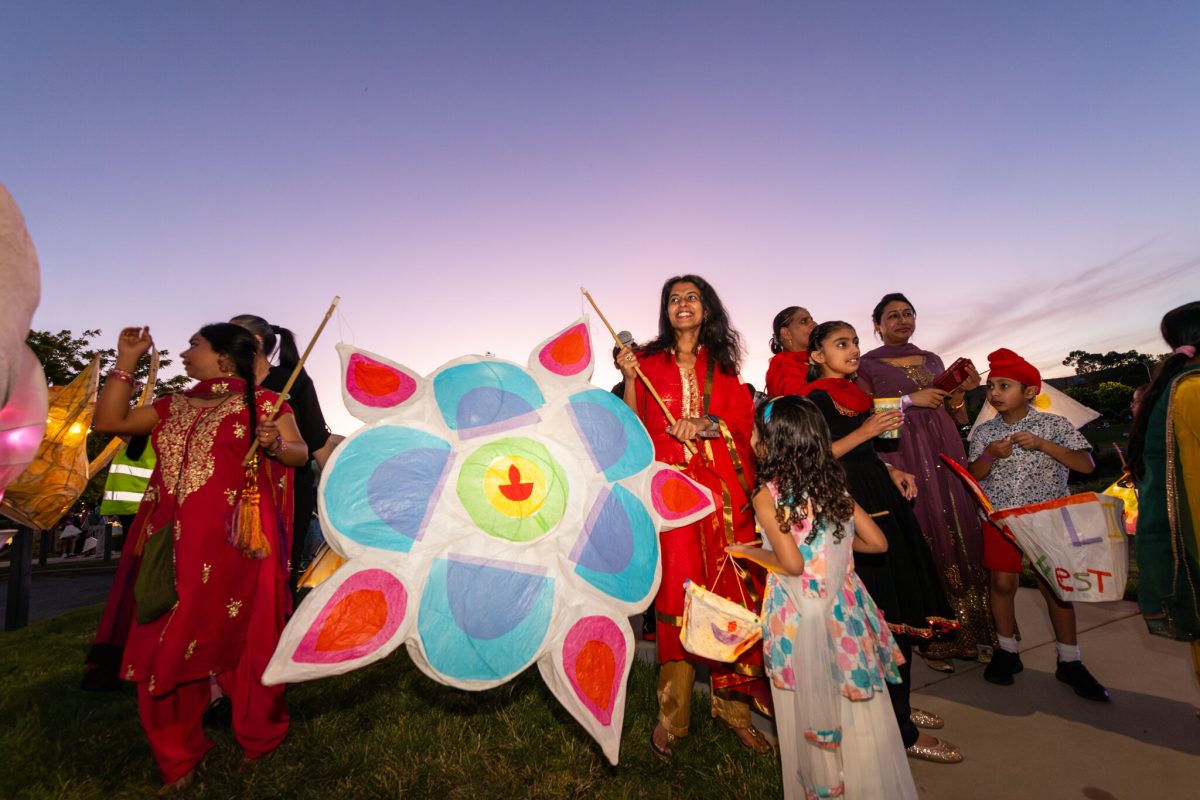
[968, 407, 1091, 510]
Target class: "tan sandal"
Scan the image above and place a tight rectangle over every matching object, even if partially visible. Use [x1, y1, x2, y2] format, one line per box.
[158, 768, 195, 797]
[718, 719, 774, 754]
[650, 723, 678, 763]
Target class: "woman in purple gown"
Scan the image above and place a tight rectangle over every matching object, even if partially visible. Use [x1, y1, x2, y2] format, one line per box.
[857, 293, 995, 667]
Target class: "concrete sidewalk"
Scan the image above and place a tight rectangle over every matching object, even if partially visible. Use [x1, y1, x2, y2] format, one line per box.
[907, 588, 1198, 798]
[636, 588, 1198, 798]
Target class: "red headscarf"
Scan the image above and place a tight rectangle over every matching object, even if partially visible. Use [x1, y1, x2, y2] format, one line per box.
[987, 348, 1041, 393]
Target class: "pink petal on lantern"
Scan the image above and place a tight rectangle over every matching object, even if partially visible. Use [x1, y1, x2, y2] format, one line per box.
[562, 616, 625, 726]
[346, 352, 417, 408]
[650, 468, 711, 520]
[293, 569, 406, 663]
[537, 323, 591, 377]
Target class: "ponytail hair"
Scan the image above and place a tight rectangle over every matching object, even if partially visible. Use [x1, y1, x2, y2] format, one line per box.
[200, 322, 261, 444]
[1127, 301, 1200, 480]
[230, 313, 300, 373]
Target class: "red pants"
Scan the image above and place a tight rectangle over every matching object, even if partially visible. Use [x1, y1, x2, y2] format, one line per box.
[981, 520, 1023, 574]
[137, 661, 287, 783]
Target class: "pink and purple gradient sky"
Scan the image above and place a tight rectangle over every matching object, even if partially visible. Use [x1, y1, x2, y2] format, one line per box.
[4, 2, 1198, 434]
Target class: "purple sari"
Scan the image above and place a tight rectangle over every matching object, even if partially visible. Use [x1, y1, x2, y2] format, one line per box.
[858, 343, 995, 660]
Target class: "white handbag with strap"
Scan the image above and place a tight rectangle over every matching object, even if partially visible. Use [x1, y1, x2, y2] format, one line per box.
[679, 556, 762, 663]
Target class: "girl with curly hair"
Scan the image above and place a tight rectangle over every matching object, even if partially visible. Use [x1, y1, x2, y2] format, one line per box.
[729, 395, 916, 799]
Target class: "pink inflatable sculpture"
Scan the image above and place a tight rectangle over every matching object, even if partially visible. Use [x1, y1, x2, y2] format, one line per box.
[0, 182, 47, 504]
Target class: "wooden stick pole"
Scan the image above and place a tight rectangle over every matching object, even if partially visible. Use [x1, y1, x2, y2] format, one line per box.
[243, 296, 341, 465]
[581, 287, 697, 456]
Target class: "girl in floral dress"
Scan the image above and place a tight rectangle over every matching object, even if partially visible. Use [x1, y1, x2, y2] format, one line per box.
[728, 395, 917, 800]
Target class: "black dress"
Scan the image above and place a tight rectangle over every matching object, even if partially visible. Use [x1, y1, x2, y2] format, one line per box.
[262, 365, 330, 591]
[808, 390, 954, 637]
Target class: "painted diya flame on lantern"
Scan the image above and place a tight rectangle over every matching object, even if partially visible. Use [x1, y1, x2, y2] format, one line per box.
[263, 317, 716, 764]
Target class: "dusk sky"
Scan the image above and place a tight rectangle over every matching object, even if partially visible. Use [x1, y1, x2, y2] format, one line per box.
[4, 1, 1198, 434]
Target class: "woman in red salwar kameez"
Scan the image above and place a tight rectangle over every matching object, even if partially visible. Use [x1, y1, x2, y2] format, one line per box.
[93, 323, 308, 795]
[617, 275, 772, 761]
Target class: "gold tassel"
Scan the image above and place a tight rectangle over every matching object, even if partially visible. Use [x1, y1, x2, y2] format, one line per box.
[230, 455, 270, 559]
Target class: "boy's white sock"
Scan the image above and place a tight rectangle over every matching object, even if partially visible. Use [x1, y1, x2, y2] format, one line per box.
[997, 635, 1019, 654]
[1056, 642, 1081, 663]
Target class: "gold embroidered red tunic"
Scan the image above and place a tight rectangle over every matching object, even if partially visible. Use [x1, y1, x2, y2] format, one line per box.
[633, 349, 769, 708]
[116, 384, 294, 696]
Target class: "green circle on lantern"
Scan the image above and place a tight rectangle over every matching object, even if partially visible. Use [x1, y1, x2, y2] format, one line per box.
[457, 437, 568, 542]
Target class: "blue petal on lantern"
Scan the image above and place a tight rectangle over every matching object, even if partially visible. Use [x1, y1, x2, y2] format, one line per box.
[570, 485, 657, 603]
[322, 426, 453, 553]
[433, 362, 545, 438]
[566, 389, 652, 481]
[418, 555, 554, 681]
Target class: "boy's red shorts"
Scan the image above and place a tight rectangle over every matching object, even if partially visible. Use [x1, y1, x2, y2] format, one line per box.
[981, 520, 1023, 574]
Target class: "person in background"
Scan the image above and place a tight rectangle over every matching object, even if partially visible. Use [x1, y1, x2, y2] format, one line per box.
[230, 315, 335, 594]
[1126, 302, 1200, 682]
[100, 435, 156, 544]
[764, 305, 816, 397]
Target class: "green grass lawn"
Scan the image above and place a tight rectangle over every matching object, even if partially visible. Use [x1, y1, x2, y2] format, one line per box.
[0, 607, 782, 800]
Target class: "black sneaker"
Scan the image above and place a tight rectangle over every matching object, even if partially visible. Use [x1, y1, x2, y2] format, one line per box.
[1055, 660, 1110, 702]
[983, 648, 1023, 685]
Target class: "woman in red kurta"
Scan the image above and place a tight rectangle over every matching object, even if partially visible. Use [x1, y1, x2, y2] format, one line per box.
[618, 275, 771, 761]
[764, 305, 817, 397]
[93, 323, 309, 795]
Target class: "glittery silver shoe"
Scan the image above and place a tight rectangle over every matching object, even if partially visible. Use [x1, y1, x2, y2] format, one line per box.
[906, 737, 963, 764]
[909, 707, 945, 730]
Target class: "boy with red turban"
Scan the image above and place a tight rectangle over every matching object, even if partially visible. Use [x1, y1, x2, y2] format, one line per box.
[967, 349, 1109, 701]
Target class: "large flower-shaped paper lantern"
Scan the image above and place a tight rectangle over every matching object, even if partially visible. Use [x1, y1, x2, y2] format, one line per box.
[264, 318, 715, 763]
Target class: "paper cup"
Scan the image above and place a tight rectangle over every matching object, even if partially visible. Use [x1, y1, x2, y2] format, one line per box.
[873, 397, 902, 439]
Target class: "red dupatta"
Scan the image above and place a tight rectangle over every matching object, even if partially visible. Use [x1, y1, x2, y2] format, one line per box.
[800, 378, 873, 414]
[765, 350, 811, 397]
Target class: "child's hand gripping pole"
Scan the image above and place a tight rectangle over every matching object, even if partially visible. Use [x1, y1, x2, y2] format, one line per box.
[580, 287, 698, 456]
